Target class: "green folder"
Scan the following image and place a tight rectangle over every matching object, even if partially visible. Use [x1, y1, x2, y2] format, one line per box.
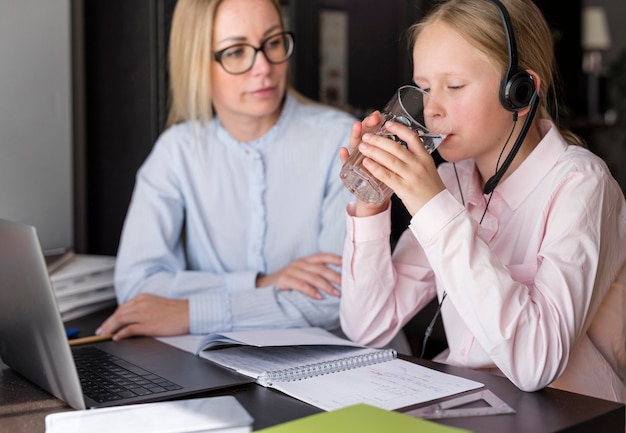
[256, 404, 471, 432]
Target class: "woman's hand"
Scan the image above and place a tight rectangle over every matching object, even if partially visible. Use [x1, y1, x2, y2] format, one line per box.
[357, 120, 445, 216]
[96, 294, 190, 340]
[256, 253, 342, 300]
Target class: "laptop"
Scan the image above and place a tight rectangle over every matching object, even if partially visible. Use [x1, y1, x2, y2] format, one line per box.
[0, 218, 253, 410]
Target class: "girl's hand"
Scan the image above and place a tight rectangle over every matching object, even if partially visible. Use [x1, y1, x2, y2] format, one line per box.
[339, 111, 384, 165]
[340, 111, 391, 217]
[357, 120, 446, 216]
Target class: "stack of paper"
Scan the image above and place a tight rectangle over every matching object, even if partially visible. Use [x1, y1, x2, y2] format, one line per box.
[44, 247, 76, 274]
[50, 254, 117, 321]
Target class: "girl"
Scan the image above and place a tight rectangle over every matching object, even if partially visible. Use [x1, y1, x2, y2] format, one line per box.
[339, 0, 626, 405]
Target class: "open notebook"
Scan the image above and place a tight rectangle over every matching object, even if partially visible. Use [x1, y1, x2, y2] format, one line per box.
[159, 328, 484, 412]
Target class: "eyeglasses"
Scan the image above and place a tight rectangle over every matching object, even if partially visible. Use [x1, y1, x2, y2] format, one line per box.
[213, 32, 295, 75]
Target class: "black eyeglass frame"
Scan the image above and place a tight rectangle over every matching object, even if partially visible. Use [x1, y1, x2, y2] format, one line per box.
[213, 31, 295, 75]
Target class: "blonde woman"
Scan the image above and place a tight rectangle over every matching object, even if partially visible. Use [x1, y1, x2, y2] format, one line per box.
[98, 0, 355, 339]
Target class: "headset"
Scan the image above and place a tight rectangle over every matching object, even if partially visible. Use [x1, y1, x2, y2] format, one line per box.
[482, 0, 540, 195]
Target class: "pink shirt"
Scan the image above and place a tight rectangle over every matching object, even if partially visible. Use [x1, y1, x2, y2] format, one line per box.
[340, 120, 626, 404]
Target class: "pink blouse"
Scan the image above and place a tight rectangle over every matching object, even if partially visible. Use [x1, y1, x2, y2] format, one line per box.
[340, 120, 626, 405]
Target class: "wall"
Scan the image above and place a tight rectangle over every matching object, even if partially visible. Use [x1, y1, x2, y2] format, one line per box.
[0, 1, 72, 250]
[75, 1, 175, 255]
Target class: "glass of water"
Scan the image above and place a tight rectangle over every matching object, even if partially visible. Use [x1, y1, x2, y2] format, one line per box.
[340, 85, 449, 205]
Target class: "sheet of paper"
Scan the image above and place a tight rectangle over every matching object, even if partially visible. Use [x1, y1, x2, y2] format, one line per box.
[50, 254, 115, 284]
[44, 396, 253, 433]
[272, 358, 484, 411]
[158, 327, 364, 354]
[157, 334, 206, 354]
[197, 327, 365, 350]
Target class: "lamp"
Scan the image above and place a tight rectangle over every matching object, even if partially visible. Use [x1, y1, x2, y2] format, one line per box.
[582, 7, 611, 50]
[582, 7, 611, 121]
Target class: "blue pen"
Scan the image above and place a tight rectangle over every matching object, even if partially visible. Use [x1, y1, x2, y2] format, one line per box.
[65, 328, 80, 339]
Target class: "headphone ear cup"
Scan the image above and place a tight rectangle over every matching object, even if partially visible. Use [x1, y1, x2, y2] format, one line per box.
[500, 70, 535, 111]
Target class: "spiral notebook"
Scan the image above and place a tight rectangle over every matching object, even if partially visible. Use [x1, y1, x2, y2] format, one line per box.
[159, 328, 483, 412]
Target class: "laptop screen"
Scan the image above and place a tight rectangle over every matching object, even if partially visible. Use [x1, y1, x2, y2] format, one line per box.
[0, 219, 85, 409]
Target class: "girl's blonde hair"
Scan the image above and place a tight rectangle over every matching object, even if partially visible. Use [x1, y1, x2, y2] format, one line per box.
[408, 0, 585, 146]
[165, 0, 285, 128]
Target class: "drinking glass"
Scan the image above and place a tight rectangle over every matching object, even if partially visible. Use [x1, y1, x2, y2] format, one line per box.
[340, 85, 449, 205]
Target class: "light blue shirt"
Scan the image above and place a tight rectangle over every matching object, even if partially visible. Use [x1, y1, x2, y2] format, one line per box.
[114, 93, 356, 333]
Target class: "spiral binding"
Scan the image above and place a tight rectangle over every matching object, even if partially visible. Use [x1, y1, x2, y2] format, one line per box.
[258, 348, 397, 386]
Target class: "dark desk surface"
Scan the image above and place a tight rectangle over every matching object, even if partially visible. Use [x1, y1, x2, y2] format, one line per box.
[1, 309, 624, 433]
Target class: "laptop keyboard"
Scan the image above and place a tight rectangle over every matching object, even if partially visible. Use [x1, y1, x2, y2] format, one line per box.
[73, 346, 183, 403]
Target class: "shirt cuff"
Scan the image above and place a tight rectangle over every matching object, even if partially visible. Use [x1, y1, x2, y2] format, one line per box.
[345, 202, 392, 243]
[222, 270, 259, 293]
[409, 190, 465, 246]
[189, 292, 231, 334]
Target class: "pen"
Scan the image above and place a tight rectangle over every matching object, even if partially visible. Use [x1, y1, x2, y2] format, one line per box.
[68, 334, 114, 347]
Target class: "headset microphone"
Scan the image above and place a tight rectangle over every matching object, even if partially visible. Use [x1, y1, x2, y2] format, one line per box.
[483, 91, 539, 195]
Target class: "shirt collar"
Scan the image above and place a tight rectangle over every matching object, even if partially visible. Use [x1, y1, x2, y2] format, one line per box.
[494, 119, 568, 209]
[461, 120, 567, 209]
[214, 92, 294, 151]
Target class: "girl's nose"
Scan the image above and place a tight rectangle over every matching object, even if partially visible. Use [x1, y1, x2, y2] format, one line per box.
[423, 97, 450, 134]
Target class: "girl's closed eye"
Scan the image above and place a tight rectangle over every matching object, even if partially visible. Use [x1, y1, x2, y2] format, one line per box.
[411, 83, 465, 94]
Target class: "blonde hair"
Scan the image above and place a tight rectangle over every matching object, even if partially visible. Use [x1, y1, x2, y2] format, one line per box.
[165, 0, 285, 128]
[409, 0, 585, 147]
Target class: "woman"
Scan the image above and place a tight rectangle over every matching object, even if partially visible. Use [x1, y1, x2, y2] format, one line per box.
[339, 0, 626, 406]
[97, 0, 355, 339]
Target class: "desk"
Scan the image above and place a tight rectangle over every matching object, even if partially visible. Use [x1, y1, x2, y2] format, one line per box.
[1, 309, 623, 433]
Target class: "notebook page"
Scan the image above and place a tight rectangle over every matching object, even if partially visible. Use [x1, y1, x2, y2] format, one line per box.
[271, 358, 484, 411]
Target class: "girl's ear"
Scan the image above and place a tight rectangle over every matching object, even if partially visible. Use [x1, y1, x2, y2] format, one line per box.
[515, 69, 541, 117]
[526, 69, 541, 94]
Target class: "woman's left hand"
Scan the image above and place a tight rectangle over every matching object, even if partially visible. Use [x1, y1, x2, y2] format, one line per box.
[357, 120, 446, 215]
[256, 253, 342, 300]
[96, 293, 190, 340]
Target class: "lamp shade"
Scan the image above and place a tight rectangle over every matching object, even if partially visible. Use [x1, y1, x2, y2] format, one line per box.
[582, 7, 611, 50]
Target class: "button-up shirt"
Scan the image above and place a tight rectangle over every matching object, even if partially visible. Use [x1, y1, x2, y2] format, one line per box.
[340, 120, 626, 405]
[115, 92, 355, 334]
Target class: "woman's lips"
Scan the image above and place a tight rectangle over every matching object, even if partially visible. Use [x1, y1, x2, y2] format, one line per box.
[250, 86, 276, 97]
